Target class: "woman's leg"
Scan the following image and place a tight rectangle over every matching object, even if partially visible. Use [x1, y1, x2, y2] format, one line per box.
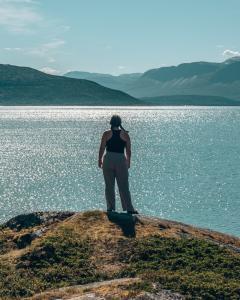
[115, 158, 135, 211]
[102, 156, 116, 210]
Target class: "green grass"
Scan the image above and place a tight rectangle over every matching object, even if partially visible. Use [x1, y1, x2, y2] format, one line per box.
[117, 236, 240, 299]
[0, 223, 240, 299]
[0, 229, 16, 255]
[0, 226, 102, 298]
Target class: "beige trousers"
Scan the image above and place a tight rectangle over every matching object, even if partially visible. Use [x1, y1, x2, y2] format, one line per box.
[102, 151, 134, 211]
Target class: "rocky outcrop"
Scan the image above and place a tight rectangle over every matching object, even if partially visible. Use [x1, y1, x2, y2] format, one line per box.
[3, 211, 75, 231]
[0, 210, 240, 300]
[29, 278, 185, 300]
[1, 211, 75, 250]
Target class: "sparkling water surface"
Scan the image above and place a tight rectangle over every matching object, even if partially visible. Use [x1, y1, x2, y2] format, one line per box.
[0, 106, 239, 237]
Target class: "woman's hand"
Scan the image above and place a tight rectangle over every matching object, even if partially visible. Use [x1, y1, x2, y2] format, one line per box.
[126, 158, 130, 169]
[98, 159, 103, 168]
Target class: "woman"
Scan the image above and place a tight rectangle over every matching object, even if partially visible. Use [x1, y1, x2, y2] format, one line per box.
[98, 115, 138, 214]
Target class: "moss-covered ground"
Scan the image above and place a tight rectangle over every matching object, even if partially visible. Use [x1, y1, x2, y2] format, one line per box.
[0, 210, 239, 299]
[118, 237, 240, 299]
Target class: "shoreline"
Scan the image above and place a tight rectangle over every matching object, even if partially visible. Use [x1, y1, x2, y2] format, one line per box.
[2, 210, 240, 248]
[1, 210, 239, 239]
[1, 105, 240, 109]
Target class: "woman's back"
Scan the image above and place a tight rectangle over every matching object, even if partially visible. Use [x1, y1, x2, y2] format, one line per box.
[106, 129, 126, 153]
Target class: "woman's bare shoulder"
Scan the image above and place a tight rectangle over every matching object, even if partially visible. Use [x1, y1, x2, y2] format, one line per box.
[103, 129, 112, 135]
[120, 130, 130, 141]
[102, 130, 112, 138]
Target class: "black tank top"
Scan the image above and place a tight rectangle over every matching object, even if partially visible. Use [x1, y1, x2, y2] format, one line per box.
[106, 129, 126, 153]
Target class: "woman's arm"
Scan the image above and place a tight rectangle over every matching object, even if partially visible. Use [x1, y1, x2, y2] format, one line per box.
[98, 132, 107, 168]
[125, 133, 131, 168]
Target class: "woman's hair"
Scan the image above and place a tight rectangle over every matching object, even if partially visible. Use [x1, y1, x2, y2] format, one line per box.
[110, 114, 129, 132]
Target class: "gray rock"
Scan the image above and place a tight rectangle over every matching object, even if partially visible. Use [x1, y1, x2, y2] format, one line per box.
[3, 211, 75, 231]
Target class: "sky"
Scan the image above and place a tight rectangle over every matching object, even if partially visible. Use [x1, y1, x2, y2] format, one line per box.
[0, 0, 240, 75]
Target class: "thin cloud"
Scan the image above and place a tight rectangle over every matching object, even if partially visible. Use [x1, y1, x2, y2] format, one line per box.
[28, 39, 65, 58]
[0, 3, 42, 33]
[40, 67, 60, 75]
[43, 40, 66, 49]
[3, 39, 65, 64]
[1, 0, 69, 73]
[222, 49, 240, 58]
[3, 39, 65, 56]
[118, 65, 126, 70]
[61, 25, 71, 32]
[0, 0, 68, 36]
[0, 0, 39, 3]
[4, 47, 23, 51]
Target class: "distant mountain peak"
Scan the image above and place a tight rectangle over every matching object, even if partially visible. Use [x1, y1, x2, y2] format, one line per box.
[224, 56, 240, 64]
[63, 59, 240, 102]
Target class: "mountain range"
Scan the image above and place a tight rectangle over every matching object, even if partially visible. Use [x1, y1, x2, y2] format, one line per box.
[0, 64, 139, 105]
[64, 71, 142, 92]
[1, 58, 240, 105]
[65, 57, 240, 104]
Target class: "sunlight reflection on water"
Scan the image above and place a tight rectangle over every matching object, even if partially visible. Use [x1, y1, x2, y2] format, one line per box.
[0, 106, 239, 236]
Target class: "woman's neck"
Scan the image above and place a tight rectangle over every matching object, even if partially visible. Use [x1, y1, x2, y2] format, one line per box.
[112, 126, 120, 130]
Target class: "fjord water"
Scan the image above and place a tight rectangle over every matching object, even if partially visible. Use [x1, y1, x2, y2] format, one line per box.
[0, 106, 239, 237]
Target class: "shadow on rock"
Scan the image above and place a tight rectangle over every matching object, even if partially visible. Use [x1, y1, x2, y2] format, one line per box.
[107, 212, 138, 237]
